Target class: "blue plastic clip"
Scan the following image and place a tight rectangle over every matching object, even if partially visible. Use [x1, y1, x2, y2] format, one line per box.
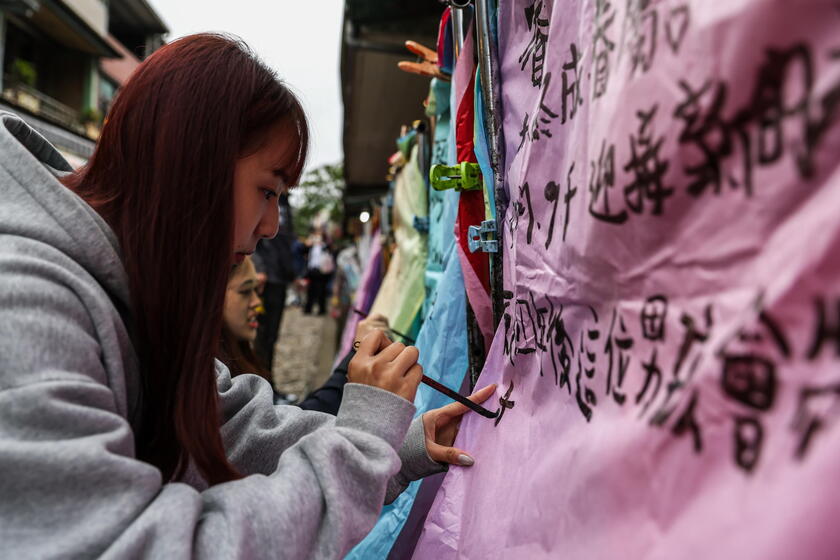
[467, 220, 498, 253]
[413, 215, 430, 232]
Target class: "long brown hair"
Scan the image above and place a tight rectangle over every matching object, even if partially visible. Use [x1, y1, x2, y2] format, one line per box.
[218, 329, 272, 382]
[63, 34, 308, 485]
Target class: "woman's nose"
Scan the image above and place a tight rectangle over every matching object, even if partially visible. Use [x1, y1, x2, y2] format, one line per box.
[257, 205, 281, 239]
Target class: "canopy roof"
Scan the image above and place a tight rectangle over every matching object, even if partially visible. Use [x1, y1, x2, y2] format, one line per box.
[340, 0, 442, 209]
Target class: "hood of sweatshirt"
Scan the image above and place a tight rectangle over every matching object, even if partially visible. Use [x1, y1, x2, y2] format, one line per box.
[0, 112, 129, 311]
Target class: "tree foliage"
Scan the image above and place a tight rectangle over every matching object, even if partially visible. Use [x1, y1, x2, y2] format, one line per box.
[289, 162, 344, 237]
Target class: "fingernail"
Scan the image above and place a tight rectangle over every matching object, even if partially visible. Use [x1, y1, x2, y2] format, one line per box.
[458, 454, 475, 466]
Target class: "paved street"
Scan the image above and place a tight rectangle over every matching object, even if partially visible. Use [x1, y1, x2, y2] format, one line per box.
[270, 305, 338, 399]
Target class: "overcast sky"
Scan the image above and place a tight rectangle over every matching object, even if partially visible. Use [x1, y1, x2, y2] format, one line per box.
[147, 0, 345, 172]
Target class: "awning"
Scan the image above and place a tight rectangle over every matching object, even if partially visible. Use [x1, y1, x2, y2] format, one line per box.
[341, 0, 442, 208]
[26, 0, 121, 58]
[108, 0, 169, 36]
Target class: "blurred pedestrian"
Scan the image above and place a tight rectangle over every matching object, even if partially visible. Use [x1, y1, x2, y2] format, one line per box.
[304, 229, 334, 315]
[289, 234, 308, 305]
[251, 191, 295, 370]
[330, 233, 362, 345]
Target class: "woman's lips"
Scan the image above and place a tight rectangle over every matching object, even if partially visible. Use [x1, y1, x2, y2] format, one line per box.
[247, 314, 259, 329]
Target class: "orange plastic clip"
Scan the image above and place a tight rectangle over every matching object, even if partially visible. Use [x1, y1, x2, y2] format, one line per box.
[397, 40, 451, 81]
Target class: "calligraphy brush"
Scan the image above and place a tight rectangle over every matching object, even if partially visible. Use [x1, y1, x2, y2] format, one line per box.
[352, 308, 416, 344]
[352, 308, 499, 419]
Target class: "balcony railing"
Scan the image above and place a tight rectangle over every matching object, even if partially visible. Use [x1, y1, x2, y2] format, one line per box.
[2, 76, 85, 134]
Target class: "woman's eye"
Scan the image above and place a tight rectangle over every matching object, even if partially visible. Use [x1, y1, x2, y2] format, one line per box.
[261, 188, 278, 200]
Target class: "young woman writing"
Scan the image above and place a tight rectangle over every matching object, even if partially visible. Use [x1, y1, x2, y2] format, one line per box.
[0, 33, 494, 558]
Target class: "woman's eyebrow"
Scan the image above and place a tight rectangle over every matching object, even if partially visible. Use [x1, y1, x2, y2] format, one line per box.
[239, 279, 256, 290]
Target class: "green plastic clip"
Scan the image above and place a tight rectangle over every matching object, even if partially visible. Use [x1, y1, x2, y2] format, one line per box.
[430, 162, 482, 192]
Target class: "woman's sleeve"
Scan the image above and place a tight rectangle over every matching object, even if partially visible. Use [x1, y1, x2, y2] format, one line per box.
[220, 353, 448, 505]
[0, 253, 416, 560]
[216, 359, 411, 478]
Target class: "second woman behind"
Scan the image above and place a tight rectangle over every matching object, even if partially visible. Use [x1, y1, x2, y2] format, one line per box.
[220, 255, 388, 414]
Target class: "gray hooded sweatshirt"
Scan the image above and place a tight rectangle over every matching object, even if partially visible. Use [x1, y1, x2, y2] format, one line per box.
[0, 113, 444, 559]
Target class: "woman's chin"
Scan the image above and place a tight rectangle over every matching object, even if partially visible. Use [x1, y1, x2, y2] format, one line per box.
[234, 325, 258, 343]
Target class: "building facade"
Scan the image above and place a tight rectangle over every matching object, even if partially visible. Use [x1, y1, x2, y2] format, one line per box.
[0, 0, 167, 166]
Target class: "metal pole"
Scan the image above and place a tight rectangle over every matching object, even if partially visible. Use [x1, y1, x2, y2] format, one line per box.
[475, 0, 507, 329]
[450, 4, 465, 60]
[449, 1, 484, 388]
